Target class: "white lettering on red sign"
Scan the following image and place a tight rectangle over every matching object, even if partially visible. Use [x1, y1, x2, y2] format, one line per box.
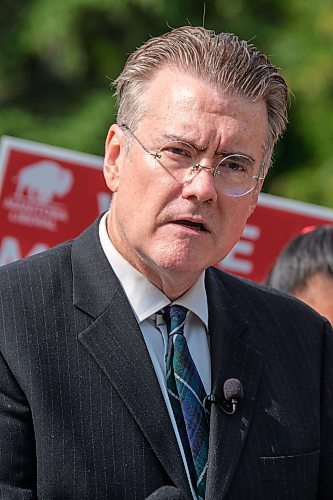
[0, 237, 49, 266]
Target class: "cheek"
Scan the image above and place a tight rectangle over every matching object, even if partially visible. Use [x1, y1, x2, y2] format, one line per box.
[115, 174, 157, 234]
[218, 197, 255, 228]
[247, 188, 260, 216]
[119, 158, 154, 198]
[214, 199, 254, 249]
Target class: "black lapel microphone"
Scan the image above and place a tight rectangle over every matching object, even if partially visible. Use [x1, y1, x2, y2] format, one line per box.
[204, 378, 243, 415]
[145, 486, 185, 500]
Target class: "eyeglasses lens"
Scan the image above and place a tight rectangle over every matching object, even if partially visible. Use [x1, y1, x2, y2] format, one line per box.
[155, 142, 257, 197]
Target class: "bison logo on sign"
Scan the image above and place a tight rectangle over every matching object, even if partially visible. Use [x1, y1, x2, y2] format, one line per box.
[15, 161, 73, 204]
[2, 159, 74, 232]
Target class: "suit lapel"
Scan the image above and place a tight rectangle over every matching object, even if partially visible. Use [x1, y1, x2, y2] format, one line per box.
[71, 219, 191, 495]
[205, 268, 263, 500]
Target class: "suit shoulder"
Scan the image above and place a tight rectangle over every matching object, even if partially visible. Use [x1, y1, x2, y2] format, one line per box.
[0, 238, 74, 288]
[208, 264, 293, 300]
[207, 266, 325, 324]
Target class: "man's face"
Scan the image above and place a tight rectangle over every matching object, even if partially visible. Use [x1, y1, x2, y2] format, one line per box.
[104, 67, 268, 293]
[294, 273, 333, 326]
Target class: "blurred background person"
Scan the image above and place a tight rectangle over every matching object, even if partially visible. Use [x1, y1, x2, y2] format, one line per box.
[266, 225, 333, 324]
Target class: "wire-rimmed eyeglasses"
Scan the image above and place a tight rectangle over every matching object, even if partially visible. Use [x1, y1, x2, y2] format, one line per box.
[121, 123, 265, 197]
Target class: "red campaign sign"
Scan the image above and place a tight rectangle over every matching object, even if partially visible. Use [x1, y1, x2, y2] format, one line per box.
[0, 136, 111, 265]
[220, 193, 333, 283]
[1, 135, 333, 283]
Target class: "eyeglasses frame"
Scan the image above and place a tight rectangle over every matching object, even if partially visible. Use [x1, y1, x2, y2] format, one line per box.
[120, 123, 265, 196]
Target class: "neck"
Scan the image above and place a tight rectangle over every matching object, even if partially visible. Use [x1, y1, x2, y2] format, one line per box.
[142, 267, 200, 301]
[106, 214, 203, 300]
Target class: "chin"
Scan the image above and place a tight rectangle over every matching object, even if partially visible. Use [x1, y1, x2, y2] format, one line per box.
[141, 242, 217, 276]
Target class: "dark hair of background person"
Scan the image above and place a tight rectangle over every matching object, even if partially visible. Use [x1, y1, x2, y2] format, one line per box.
[265, 226, 333, 294]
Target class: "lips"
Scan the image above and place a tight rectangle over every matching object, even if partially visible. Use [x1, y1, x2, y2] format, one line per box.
[171, 219, 208, 232]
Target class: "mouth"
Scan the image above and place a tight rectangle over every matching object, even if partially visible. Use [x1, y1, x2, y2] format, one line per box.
[171, 219, 208, 232]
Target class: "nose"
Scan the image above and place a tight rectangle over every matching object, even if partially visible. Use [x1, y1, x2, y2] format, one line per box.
[181, 166, 218, 203]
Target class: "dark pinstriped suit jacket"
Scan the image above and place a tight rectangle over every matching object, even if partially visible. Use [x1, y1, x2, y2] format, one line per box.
[0, 217, 332, 500]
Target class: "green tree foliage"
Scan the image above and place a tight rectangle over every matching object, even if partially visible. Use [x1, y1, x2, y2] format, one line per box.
[0, 0, 332, 206]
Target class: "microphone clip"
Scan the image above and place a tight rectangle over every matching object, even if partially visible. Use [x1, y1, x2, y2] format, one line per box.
[204, 378, 243, 416]
[219, 397, 238, 415]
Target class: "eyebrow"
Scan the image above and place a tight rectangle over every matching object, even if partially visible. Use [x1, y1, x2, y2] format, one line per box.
[160, 133, 203, 147]
[159, 133, 255, 163]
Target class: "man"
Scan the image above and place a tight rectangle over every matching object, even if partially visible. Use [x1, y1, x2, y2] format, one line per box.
[0, 26, 332, 500]
[266, 225, 333, 325]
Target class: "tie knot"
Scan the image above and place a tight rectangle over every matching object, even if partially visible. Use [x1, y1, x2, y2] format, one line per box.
[163, 305, 188, 336]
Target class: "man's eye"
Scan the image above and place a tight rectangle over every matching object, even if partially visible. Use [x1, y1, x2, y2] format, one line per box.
[218, 155, 252, 175]
[226, 161, 245, 171]
[160, 142, 196, 164]
[168, 147, 190, 157]
[220, 161, 247, 173]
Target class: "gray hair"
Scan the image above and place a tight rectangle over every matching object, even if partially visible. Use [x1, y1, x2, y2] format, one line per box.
[114, 26, 289, 171]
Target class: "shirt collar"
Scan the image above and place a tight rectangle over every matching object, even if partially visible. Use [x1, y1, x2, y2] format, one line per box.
[99, 212, 208, 328]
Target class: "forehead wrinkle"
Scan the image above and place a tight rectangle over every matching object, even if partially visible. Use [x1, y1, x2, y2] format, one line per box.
[157, 132, 255, 162]
[158, 132, 207, 152]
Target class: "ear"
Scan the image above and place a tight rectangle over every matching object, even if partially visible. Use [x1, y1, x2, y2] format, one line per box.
[103, 124, 125, 193]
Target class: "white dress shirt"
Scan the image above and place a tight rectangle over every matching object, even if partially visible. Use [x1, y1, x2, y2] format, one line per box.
[99, 212, 211, 498]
